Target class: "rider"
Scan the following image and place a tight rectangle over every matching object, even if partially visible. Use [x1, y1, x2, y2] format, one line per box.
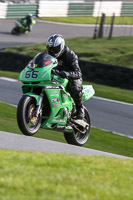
[46, 34, 84, 119]
[22, 13, 33, 32]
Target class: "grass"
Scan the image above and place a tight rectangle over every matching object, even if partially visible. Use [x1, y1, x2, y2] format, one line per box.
[66, 37, 133, 68]
[2, 36, 133, 68]
[0, 149, 133, 200]
[1, 70, 133, 104]
[38, 16, 133, 25]
[88, 82, 133, 104]
[0, 70, 19, 80]
[0, 102, 133, 158]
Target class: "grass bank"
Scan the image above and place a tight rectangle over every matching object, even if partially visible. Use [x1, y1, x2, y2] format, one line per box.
[2, 36, 133, 68]
[38, 16, 133, 25]
[1, 70, 133, 104]
[0, 102, 133, 158]
[0, 149, 133, 200]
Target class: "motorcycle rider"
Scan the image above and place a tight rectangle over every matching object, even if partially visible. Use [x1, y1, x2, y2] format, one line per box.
[46, 34, 84, 119]
[22, 13, 33, 32]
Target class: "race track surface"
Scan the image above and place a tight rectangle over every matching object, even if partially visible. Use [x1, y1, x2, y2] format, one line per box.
[0, 131, 130, 159]
[1, 19, 133, 49]
[0, 19, 94, 49]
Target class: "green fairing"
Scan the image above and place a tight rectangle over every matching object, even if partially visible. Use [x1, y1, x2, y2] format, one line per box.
[82, 85, 95, 101]
[41, 88, 73, 129]
[17, 53, 95, 145]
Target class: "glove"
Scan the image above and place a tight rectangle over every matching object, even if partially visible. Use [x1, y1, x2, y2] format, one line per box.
[59, 71, 69, 79]
[52, 69, 59, 75]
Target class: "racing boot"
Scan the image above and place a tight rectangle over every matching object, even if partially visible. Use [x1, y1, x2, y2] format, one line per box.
[76, 105, 85, 119]
[74, 90, 85, 119]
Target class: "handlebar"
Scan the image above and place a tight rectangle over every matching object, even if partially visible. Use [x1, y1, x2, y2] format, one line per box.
[52, 69, 61, 77]
[51, 69, 65, 82]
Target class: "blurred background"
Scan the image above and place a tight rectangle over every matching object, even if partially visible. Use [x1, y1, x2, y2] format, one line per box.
[1, 0, 133, 38]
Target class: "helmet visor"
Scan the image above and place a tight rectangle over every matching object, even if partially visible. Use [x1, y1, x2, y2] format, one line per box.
[47, 45, 61, 57]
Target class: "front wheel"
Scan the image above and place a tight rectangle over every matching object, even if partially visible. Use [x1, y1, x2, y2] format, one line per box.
[11, 28, 17, 34]
[11, 27, 20, 35]
[17, 95, 42, 136]
[64, 106, 90, 146]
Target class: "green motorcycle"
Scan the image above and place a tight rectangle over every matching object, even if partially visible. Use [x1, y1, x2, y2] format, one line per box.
[17, 53, 95, 146]
[11, 19, 36, 35]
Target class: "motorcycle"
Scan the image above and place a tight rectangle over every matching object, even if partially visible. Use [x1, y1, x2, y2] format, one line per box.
[11, 18, 36, 35]
[17, 53, 95, 146]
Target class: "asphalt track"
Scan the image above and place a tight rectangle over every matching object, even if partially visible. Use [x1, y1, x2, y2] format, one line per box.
[0, 19, 95, 48]
[0, 131, 130, 159]
[1, 19, 133, 49]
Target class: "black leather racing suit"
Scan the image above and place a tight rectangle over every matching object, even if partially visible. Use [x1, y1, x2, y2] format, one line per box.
[56, 46, 83, 111]
[22, 16, 32, 32]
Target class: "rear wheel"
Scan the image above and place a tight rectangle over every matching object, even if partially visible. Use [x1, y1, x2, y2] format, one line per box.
[17, 95, 42, 136]
[64, 106, 90, 146]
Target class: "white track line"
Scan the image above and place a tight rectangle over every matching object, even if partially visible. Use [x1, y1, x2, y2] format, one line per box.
[0, 77, 19, 82]
[37, 20, 133, 28]
[92, 126, 133, 139]
[93, 96, 133, 107]
[0, 101, 17, 107]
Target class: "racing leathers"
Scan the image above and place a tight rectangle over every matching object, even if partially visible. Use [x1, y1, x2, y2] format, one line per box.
[22, 15, 32, 32]
[55, 46, 84, 119]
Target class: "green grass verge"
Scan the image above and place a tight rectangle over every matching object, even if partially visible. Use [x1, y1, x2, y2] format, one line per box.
[0, 70, 19, 80]
[2, 36, 133, 68]
[0, 149, 133, 200]
[1, 70, 133, 104]
[0, 102, 133, 158]
[38, 16, 133, 25]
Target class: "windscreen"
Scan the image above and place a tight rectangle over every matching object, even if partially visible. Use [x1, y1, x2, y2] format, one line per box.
[27, 53, 57, 69]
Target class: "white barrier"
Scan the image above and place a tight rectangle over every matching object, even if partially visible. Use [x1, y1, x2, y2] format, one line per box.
[0, 2, 8, 19]
[38, 1, 69, 17]
[93, 1, 122, 17]
[0, 1, 132, 19]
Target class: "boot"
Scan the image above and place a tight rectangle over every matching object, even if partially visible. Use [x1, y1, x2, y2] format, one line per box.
[76, 105, 85, 119]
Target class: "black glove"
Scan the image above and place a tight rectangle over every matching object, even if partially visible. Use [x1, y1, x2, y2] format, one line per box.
[59, 71, 69, 79]
[51, 69, 56, 74]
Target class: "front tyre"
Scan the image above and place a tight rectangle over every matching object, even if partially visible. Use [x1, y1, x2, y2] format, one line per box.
[64, 106, 90, 146]
[11, 27, 20, 35]
[11, 28, 16, 34]
[17, 95, 42, 136]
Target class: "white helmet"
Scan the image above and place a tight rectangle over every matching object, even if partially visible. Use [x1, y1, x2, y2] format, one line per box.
[28, 13, 32, 17]
[46, 34, 65, 58]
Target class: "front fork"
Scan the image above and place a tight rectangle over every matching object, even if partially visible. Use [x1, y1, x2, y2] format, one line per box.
[34, 93, 44, 117]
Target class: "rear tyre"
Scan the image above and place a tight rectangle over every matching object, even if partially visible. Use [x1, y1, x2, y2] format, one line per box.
[64, 106, 90, 146]
[17, 95, 42, 136]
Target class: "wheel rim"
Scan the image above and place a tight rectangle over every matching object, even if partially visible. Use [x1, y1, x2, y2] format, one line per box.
[25, 100, 41, 131]
[74, 115, 90, 144]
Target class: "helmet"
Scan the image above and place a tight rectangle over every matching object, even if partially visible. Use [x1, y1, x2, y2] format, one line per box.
[46, 34, 65, 58]
[27, 13, 32, 17]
